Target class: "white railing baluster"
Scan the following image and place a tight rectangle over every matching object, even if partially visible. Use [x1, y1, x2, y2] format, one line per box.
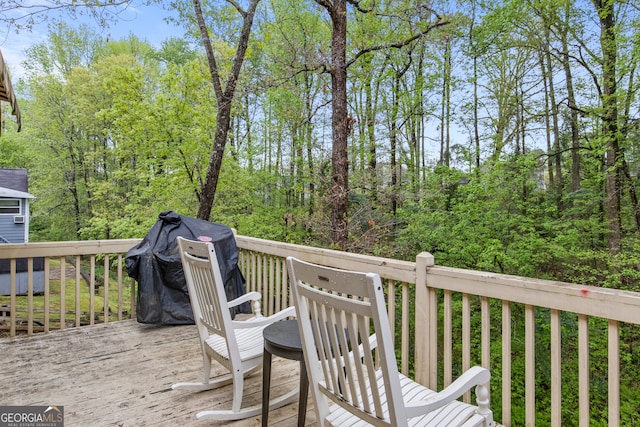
[90, 255, 96, 325]
[608, 319, 619, 427]
[481, 297, 491, 369]
[401, 281, 409, 375]
[9, 259, 16, 336]
[103, 255, 109, 323]
[444, 290, 452, 387]
[27, 257, 33, 335]
[551, 309, 561, 427]
[502, 300, 512, 426]
[462, 293, 470, 403]
[525, 304, 535, 426]
[579, 314, 589, 426]
[75, 255, 81, 327]
[60, 257, 66, 330]
[117, 254, 123, 321]
[388, 279, 396, 346]
[44, 258, 50, 333]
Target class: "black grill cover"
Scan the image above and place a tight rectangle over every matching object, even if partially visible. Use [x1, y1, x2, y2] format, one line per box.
[125, 211, 250, 325]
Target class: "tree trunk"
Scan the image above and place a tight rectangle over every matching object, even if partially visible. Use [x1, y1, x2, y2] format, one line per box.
[620, 52, 640, 235]
[440, 35, 451, 167]
[390, 72, 400, 217]
[304, 72, 315, 215]
[365, 66, 378, 203]
[594, 0, 621, 255]
[544, 24, 563, 211]
[325, 0, 349, 250]
[540, 46, 554, 191]
[560, 3, 581, 193]
[469, 1, 481, 171]
[194, 0, 261, 221]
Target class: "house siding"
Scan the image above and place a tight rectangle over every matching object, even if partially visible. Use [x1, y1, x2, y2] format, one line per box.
[0, 169, 40, 294]
[0, 272, 45, 295]
[0, 198, 26, 243]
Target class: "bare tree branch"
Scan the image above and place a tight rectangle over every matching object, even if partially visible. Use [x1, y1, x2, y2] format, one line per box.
[226, 0, 247, 17]
[0, 0, 136, 32]
[347, 18, 449, 68]
[192, 0, 223, 101]
[347, 0, 374, 13]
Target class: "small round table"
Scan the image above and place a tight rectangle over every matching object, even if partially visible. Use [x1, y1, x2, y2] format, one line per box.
[262, 319, 308, 427]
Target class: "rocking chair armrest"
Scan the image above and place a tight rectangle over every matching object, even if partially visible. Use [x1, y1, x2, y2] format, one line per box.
[343, 333, 377, 367]
[227, 291, 262, 309]
[231, 305, 297, 329]
[368, 333, 377, 349]
[404, 366, 490, 418]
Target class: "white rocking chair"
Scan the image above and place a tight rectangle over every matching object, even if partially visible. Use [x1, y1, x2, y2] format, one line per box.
[286, 256, 494, 427]
[172, 236, 297, 420]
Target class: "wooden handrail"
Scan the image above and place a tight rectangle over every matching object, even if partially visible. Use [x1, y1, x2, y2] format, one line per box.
[2, 236, 640, 426]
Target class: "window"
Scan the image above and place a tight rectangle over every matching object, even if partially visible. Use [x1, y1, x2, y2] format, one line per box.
[0, 199, 20, 214]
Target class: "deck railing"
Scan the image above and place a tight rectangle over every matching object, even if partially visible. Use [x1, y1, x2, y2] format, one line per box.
[234, 236, 640, 427]
[0, 239, 138, 335]
[2, 236, 640, 427]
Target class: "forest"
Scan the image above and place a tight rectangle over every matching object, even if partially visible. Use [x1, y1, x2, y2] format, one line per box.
[0, 0, 639, 293]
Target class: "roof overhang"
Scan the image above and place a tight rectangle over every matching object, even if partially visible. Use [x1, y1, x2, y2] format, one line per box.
[0, 48, 21, 132]
[0, 187, 34, 199]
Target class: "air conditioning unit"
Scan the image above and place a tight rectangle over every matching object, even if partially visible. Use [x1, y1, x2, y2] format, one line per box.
[13, 216, 24, 224]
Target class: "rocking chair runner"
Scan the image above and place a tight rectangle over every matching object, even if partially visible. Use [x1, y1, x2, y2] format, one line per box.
[172, 236, 298, 420]
[286, 256, 494, 427]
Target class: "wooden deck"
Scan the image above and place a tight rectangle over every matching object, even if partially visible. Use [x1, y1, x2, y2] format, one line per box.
[0, 320, 313, 426]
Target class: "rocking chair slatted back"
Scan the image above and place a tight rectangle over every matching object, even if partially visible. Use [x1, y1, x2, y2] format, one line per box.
[180, 239, 229, 336]
[172, 237, 298, 421]
[287, 256, 494, 427]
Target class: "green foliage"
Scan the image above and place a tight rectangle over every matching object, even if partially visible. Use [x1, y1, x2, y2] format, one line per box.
[0, 132, 30, 167]
[398, 156, 554, 275]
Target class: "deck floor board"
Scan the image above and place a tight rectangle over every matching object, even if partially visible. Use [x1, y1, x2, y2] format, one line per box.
[0, 320, 313, 426]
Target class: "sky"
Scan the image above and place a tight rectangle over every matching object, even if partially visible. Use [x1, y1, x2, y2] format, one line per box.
[0, 2, 184, 80]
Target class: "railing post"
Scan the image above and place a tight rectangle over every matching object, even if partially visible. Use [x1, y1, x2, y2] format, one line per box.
[414, 252, 434, 387]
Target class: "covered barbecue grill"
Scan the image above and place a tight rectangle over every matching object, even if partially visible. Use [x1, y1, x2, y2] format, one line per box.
[125, 211, 249, 325]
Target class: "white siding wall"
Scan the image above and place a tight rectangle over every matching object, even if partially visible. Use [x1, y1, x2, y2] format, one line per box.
[0, 198, 26, 243]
